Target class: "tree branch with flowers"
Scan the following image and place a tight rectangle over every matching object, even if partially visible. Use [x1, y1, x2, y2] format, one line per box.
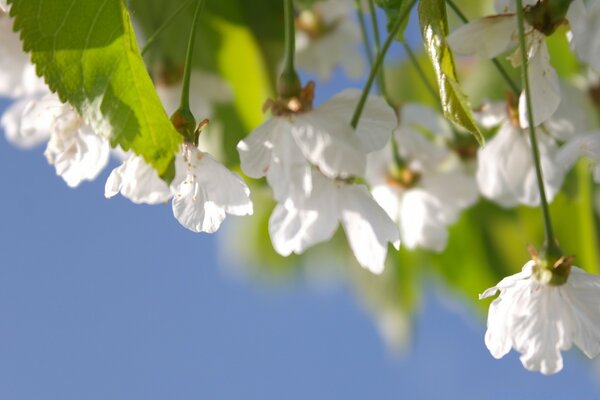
[2, 0, 600, 376]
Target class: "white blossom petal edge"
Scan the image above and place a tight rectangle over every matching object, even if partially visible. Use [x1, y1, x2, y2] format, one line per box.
[481, 261, 600, 374]
[172, 144, 253, 233]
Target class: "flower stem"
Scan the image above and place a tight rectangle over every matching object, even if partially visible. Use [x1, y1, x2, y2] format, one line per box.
[351, 0, 416, 129]
[355, 0, 375, 66]
[446, 0, 520, 94]
[278, 0, 301, 99]
[141, 0, 193, 56]
[179, 0, 205, 111]
[367, 0, 387, 95]
[515, 0, 560, 255]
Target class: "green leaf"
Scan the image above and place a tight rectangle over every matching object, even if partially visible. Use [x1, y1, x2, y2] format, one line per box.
[375, 0, 413, 40]
[9, 0, 181, 181]
[417, 0, 484, 144]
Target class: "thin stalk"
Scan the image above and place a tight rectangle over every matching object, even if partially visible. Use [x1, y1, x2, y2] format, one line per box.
[141, 0, 193, 56]
[351, 0, 416, 129]
[355, 0, 375, 66]
[367, 0, 386, 93]
[278, 0, 301, 98]
[515, 0, 559, 253]
[179, 0, 205, 111]
[446, 0, 520, 94]
[402, 41, 440, 103]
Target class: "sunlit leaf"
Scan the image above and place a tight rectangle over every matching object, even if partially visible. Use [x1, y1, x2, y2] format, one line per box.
[9, 0, 181, 181]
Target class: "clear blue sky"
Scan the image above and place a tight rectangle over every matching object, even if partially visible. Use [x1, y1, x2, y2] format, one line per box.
[1, 11, 600, 398]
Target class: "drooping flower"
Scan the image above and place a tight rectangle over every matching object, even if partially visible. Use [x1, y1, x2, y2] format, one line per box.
[366, 104, 478, 251]
[295, 0, 365, 80]
[474, 99, 579, 207]
[172, 143, 253, 234]
[481, 259, 600, 375]
[238, 86, 399, 272]
[447, 0, 562, 127]
[269, 169, 400, 274]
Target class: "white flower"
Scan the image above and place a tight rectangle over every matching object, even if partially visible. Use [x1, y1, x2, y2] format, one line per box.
[447, 5, 560, 127]
[0, 1, 7, 12]
[269, 170, 400, 274]
[295, 0, 365, 80]
[366, 104, 478, 251]
[238, 89, 395, 195]
[238, 88, 398, 272]
[44, 103, 110, 188]
[567, 0, 600, 71]
[475, 102, 574, 207]
[172, 143, 253, 233]
[481, 260, 600, 375]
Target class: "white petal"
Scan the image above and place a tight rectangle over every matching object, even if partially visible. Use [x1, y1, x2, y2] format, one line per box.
[472, 102, 507, 128]
[237, 117, 284, 179]
[172, 151, 252, 233]
[45, 112, 110, 188]
[104, 154, 172, 204]
[1, 95, 57, 149]
[292, 111, 367, 178]
[0, 1, 7, 12]
[269, 172, 339, 256]
[401, 103, 452, 139]
[447, 15, 518, 59]
[399, 189, 448, 252]
[340, 183, 400, 274]
[316, 89, 397, 152]
[421, 168, 479, 224]
[267, 130, 312, 202]
[518, 41, 561, 128]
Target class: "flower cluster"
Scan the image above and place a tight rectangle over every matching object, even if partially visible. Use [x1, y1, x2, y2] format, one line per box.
[4, 0, 600, 377]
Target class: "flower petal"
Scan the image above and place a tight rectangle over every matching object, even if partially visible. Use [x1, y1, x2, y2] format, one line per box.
[340, 183, 400, 274]
[292, 111, 367, 178]
[104, 154, 172, 204]
[238, 117, 285, 179]
[316, 89, 397, 152]
[447, 15, 518, 59]
[518, 40, 560, 128]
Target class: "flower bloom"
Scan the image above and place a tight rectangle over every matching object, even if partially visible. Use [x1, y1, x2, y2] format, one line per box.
[481, 260, 600, 374]
[238, 87, 399, 273]
[295, 0, 365, 80]
[366, 104, 478, 251]
[447, 0, 562, 127]
[474, 100, 581, 207]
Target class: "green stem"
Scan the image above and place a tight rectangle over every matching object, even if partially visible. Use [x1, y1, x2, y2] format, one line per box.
[446, 0, 520, 94]
[351, 0, 416, 129]
[141, 0, 193, 56]
[355, 0, 375, 66]
[515, 0, 559, 254]
[179, 0, 205, 111]
[402, 41, 440, 103]
[278, 0, 301, 98]
[367, 0, 386, 94]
